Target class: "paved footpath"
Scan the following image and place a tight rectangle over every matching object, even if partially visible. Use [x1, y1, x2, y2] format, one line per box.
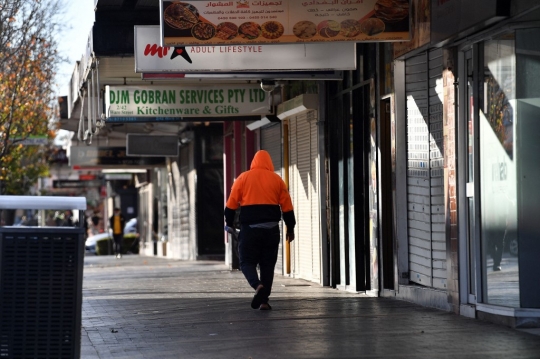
[81, 255, 540, 359]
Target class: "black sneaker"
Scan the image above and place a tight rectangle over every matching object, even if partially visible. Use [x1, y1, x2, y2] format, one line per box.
[251, 286, 269, 309]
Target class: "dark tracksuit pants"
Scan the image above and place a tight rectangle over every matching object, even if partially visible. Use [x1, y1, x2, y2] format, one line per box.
[238, 224, 280, 303]
[113, 233, 123, 255]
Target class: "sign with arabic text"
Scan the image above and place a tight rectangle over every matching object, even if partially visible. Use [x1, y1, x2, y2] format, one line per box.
[160, 0, 410, 47]
[104, 84, 270, 118]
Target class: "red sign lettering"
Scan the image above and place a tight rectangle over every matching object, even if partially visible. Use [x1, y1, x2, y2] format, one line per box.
[144, 44, 170, 58]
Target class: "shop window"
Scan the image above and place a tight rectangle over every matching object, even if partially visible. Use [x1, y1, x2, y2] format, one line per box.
[480, 33, 519, 307]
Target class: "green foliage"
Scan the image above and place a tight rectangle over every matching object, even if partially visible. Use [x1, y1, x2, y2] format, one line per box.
[95, 234, 140, 255]
[1, 144, 50, 195]
[0, 0, 64, 194]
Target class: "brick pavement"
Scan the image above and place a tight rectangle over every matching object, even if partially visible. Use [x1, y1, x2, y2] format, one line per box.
[81, 255, 540, 359]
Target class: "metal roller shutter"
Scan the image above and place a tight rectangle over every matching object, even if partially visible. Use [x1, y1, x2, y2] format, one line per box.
[260, 123, 284, 274]
[288, 110, 321, 283]
[169, 142, 197, 260]
[309, 112, 321, 282]
[289, 116, 299, 277]
[428, 49, 446, 289]
[168, 161, 182, 259]
[406, 49, 447, 289]
[138, 184, 151, 253]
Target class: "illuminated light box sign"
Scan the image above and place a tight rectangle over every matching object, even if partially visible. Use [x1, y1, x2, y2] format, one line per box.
[106, 116, 183, 123]
[69, 147, 166, 167]
[136, 25, 355, 72]
[105, 116, 259, 123]
[104, 84, 270, 118]
[140, 71, 344, 80]
[159, 0, 409, 47]
[127, 134, 179, 157]
[53, 180, 102, 188]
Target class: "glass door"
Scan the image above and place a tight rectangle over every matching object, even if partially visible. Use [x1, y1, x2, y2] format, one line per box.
[480, 35, 519, 307]
[461, 36, 520, 308]
[464, 49, 479, 304]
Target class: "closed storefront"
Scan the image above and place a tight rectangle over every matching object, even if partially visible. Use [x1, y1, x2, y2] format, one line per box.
[260, 123, 284, 274]
[405, 49, 447, 290]
[457, 25, 540, 324]
[392, 0, 540, 324]
[326, 47, 378, 293]
[168, 142, 197, 260]
[287, 109, 321, 283]
[138, 183, 153, 256]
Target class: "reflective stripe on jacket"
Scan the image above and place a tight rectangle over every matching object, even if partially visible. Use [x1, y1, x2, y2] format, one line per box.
[224, 150, 295, 230]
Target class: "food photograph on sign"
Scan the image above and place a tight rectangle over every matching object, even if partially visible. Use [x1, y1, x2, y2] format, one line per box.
[160, 0, 410, 47]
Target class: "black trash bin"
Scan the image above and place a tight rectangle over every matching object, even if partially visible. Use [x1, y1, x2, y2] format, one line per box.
[0, 196, 86, 359]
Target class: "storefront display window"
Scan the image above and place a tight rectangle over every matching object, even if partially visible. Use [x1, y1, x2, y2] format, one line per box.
[480, 34, 519, 307]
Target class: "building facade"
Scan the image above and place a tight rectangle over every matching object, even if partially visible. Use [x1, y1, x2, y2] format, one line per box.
[61, 0, 540, 329]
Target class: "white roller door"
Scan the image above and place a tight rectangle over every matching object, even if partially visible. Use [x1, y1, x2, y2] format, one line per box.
[168, 142, 197, 260]
[405, 49, 447, 290]
[260, 123, 284, 274]
[288, 110, 321, 283]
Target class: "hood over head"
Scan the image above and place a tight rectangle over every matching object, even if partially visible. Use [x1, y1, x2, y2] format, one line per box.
[250, 150, 274, 172]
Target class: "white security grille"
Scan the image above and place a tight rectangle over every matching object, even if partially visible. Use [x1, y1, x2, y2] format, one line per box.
[288, 111, 321, 283]
[261, 123, 284, 274]
[405, 49, 447, 290]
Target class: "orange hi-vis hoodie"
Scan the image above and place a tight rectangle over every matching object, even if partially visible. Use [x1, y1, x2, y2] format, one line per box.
[224, 150, 296, 231]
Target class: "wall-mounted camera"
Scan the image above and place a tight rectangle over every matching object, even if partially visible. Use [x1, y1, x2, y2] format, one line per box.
[260, 79, 277, 93]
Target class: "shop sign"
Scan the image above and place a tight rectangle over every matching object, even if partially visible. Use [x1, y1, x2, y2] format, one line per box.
[393, 0, 430, 58]
[104, 84, 270, 118]
[53, 180, 102, 188]
[69, 146, 166, 167]
[106, 116, 183, 123]
[159, 0, 410, 47]
[107, 115, 260, 123]
[136, 25, 355, 72]
[140, 71, 344, 81]
[79, 174, 97, 181]
[105, 174, 133, 180]
[11, 136, 48, 145]
[431, 0, 509, 44]
[127, 134, 179, 157]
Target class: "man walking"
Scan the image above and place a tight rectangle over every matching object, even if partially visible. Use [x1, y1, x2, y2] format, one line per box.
[109, 208, 125, 259]
[224, 150, 296, 310]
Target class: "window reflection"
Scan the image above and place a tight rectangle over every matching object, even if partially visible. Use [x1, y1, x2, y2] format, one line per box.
[480, 34, 520, 307]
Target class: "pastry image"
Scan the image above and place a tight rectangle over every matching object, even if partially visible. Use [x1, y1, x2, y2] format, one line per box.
[239, 22, 262, 40]
[373, 0, 409, 22]
[164, 2, 200, 30]
[191, 22, 216, 40]
[340, 19, 361, 38]
[216, 22, 238, 40]
[293, 21, 317, 39]
[318, 20, 340, 38]
[360, 18, 385, 36]
[261, 21, 284, 39]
